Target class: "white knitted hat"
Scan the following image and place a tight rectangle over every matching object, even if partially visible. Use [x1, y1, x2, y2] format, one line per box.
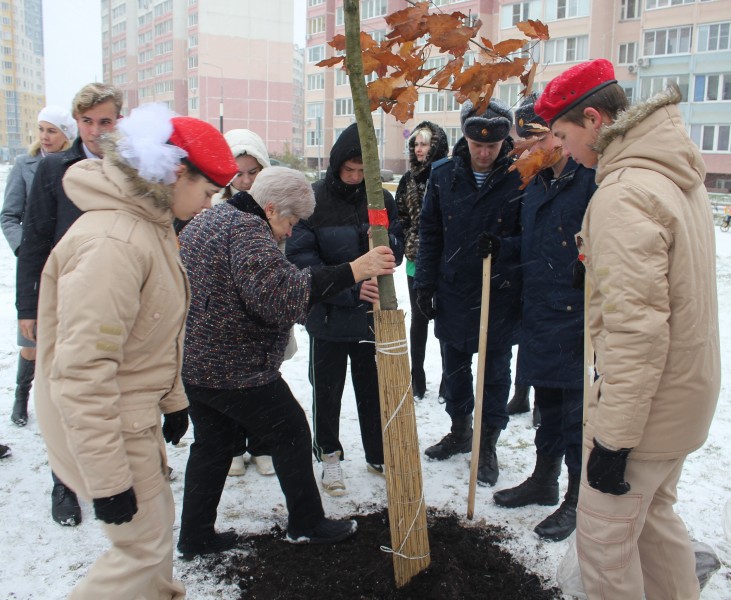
[38, 105, 78, 141]
[223, 129, 271, 169]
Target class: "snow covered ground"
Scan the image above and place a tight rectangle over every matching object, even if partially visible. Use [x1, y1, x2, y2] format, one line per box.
[0, 163, 729, 598]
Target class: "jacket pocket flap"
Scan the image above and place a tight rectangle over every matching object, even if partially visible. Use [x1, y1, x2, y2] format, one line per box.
[120, 406, 160, 433]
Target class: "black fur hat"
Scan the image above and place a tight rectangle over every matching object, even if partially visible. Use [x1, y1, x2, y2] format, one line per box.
[515, 93, 550, 138]
[460, 98, 513, 143]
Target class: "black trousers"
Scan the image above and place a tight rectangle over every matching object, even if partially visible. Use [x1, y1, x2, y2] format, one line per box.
[308, 336, 384, 464]
[406, 274, 429, 377]
[179, 377, 324, 544]
[534, 386, 583, 474]
[441, 342, 513, 430]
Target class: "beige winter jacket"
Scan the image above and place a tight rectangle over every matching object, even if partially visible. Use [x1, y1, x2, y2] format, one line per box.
[580, 86, 720, 460]
[35, 147, 189, 502]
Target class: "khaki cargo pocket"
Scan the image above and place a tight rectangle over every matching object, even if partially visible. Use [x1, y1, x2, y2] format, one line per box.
[577, 483, 642, 571]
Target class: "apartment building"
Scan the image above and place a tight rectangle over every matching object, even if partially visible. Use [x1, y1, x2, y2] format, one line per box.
[101, 0, 300, 154]
[304, 0, 731, 188]
[0, 0, 44, 161]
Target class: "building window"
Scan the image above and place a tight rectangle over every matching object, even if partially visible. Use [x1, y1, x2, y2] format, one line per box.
[697, 22, 731, 52]
[336, 69, 349, 86]
[623, 86, 635, 103]
[308, 45, 325, 63]
[645, 0, 693, 8]
[155, 40, 173, 56]
[308, 0, 325, 6]
[418, 91, 459, 112]
[335, 7, 344, 26]
[188, 34, 198, 47]
[444, 126, 462, 149]
[639, 74, 689, 101]
[188, 75, 198, 90]
[306, 130, 322, 146]
[361, 0, 387, 20]
[694, 73, 731, 101]
[335, 97, 354, 116]
[544, 36, 589, 64]
[643, 26, 691, 56]
[307, 73, 325, 90]
[155, 81, 175, 94]
[155, 60, 173, 75]
[498, 83, 521, 107]
[502, 1, 539, 28]
[155, 19, 173, 36]
[188, 54, 198, 68]
[621, 0, 640, 19]
[551, 0, 589, 20]
[618, 42, 637, 64]
[306, 102, 324, 119]
[189, 96, 198, 110]
[188, 12, 198, 26]
[691, 124, 731, 152]
[308, 16, 325, 35]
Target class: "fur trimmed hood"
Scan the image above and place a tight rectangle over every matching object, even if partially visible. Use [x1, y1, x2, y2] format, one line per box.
[62, 133, 175, 226]
[594, 86, 705, 191]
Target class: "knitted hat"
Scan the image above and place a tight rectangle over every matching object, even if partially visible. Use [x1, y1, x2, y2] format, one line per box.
[534, 59, 617, 125]
[460, 98, 513, 143]
[38, 105, 77, 141]
[223, 129, 271, 169]
[170, 117, 239, 186]
[514, 93, 550, 138]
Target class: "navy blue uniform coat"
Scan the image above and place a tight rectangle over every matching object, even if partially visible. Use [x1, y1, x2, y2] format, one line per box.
[415, 137, 523, 354]
[517, 159, 597, 389]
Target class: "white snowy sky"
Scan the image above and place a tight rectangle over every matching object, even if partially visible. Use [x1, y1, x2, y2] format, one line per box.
[41, 0, 307, 108]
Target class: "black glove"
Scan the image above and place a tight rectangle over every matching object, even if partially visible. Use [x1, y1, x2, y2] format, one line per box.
[415, 289, 436, 320]
[572, 259, 586, 290]
[162, 408, 189, 445]
[93, 487, 138, 525]
[587, 438, 631, 495]
[477, 232, 501, 261]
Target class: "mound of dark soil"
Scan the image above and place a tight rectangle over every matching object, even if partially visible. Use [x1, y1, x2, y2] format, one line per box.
[205, 508, 561, 599]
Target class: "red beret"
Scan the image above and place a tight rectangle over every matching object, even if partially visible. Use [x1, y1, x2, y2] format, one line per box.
[535, 59, 617, 125]
[169, 117, 238, 187]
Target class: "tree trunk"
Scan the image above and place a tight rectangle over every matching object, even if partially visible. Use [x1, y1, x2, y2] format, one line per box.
[343, 0, 397, 310]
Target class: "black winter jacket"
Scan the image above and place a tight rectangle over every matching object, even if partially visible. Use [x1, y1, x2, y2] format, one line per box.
[16, 137, 86, 319]
[286, 124, 404, 342]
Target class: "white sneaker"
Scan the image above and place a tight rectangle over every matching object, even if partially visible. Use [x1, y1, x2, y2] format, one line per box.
[321, 451, 346, 496]
[252, 454, 275, 476]
[228, 455, 246, 477]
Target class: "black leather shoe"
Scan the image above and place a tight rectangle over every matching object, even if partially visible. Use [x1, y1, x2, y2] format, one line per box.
[51, 483, 81, 527]
[177, 530, 240, 560]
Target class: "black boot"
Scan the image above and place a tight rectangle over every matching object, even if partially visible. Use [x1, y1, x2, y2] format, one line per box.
[11, 355, 34, 427]
[425, 415, 472, 460]
[477, 425, 502, 487]
[493, 454, 562, 507]
[507, 385, 530, 415]
[51, 481, 82, 526]
[412, 369, 426, 399]
[532, 404, 541, 428]
[534, 471, 580, 541]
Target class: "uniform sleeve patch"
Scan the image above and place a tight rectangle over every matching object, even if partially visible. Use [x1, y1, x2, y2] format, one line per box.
[99, 324, 123, 336]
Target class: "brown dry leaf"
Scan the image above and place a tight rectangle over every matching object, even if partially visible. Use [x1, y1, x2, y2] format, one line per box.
[509, 146, 563, 189]
[508, 137, 539, 158]
[328, 34, 347, 51]
[520, 62, 537, 97]
[491, 39, 527, 58]
[385, 1, 431, 42]
[427, 14, 482, 57]
[390, 85, 419, 123]
[316, 56, 344, 69]
[367, 77, 398, 111]
[359, 31, 378, 50]
[429, 57, 464, 90]
[516, 19, 550, 41]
